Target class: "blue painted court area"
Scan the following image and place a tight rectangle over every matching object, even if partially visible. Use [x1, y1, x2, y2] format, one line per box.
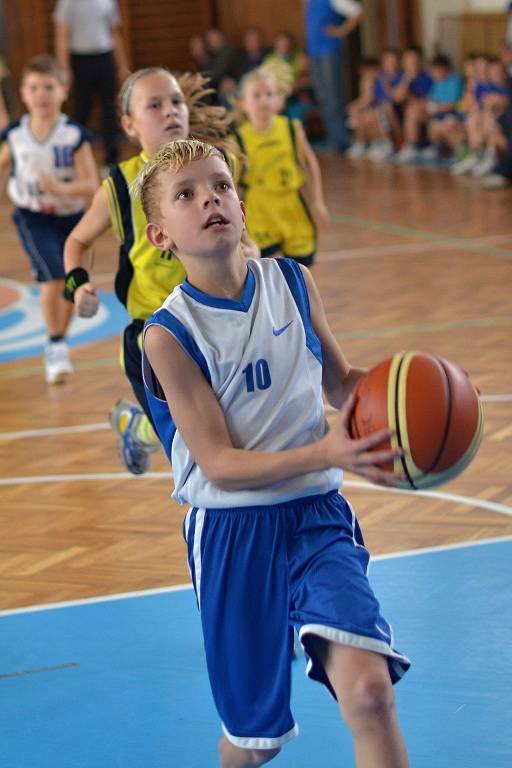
[1, 538, 511, 768]
[0, 279, 129, 361]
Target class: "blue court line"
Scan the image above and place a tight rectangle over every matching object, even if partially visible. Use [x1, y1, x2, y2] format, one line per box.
[1, 538, 511, 768]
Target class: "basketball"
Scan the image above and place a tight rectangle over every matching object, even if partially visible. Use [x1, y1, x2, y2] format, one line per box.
[349, 352, 484, 490]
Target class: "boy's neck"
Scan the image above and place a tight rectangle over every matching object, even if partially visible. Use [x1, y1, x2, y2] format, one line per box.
[184, 249, 248, 300]
[28, 112, 61, 141]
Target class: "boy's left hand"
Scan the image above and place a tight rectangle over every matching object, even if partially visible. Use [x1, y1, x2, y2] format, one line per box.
[38, 172, 63, 196]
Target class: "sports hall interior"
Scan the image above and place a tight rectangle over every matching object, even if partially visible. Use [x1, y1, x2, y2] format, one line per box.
[0, 2, 511, 767]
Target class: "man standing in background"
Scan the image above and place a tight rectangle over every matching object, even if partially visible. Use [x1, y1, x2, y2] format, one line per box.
[304, 0, 363, 153]
[53, 0, 130, 167]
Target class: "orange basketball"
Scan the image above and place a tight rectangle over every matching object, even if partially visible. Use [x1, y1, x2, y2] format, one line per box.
[349, 352, 484, 490]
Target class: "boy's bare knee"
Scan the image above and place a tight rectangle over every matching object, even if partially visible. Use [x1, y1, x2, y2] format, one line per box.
[218, 737, 280, 767]
[249, 747, 281, 765]
[340, 674, 395, 729]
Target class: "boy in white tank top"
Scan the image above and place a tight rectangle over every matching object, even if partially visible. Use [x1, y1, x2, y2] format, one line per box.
[138, 139, 411, 768]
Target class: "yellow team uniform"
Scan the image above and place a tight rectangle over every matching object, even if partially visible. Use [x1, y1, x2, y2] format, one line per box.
[235, 115, 316, 264]
[102, 152, 187, 321]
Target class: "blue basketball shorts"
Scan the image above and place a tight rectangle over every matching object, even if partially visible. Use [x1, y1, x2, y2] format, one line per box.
[183, 490, 410, 750]
[12, 208, 83, 282]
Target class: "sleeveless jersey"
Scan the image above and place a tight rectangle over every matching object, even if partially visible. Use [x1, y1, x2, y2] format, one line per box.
[102, 152, 187, 320]
[1, 114, 91, 215]
[235, 116, 305, 194]
[143, 257, 342, 508]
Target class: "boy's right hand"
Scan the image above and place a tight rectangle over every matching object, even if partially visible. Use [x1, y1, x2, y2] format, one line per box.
[74, 283, 99, 318]
[323, 395, 405, 487]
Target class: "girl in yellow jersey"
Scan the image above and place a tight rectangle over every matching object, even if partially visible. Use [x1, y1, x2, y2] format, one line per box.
[63, 67, 249, 474]
[234, 66, 330, 267]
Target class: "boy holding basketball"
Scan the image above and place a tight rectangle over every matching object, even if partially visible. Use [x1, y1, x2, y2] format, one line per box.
[139, 139, 410, 768]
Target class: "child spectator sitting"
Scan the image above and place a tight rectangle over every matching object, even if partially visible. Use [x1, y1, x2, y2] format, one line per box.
[392, 45, 433, 163]
[452, 57, 510, 176]
[423, 54, 464, 161]
[236, 27, 269, 79]
[364, 48, 402, 160]
[346, 56, 380, 157]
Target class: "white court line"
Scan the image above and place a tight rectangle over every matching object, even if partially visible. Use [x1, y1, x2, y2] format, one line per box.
[1, 534, 510, 618]
[0, 422, 110, 440]
[0, 394, 509, 442]
[0, 471, 510, 517]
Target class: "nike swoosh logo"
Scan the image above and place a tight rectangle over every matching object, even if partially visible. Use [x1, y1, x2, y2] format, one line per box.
[273, 320, 293, 336]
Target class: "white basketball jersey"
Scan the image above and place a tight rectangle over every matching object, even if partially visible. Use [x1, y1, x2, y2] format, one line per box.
[2, 114, 90, 215]
[143, 258, 342, 508]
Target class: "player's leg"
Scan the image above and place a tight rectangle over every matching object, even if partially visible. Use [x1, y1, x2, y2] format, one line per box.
[289, 492, 410, 767]
[218, 739, 280, 768]
[12, 209, 74, 383]
[110, 320, 160, 474]
[313, 639, 409, 768]
[183, 505, 297, 766]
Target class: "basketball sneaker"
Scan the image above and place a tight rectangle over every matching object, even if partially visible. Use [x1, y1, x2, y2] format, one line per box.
[44, 340, 73, 384]
[109, 399, 159, 475]
[346, 141, 367, 159]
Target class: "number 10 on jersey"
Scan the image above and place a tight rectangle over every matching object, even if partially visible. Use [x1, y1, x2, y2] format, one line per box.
[242, 359, 272, 392]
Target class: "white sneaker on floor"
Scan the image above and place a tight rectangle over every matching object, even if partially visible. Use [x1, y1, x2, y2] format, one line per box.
[471, 148, 497, 178]
[394, 144, 418, 164]
[450, 152, 480, 176]
[367, 140, 394, 161]
[44, 340, 73, 384]
[346, 141, 367, 159]
[418, 145, 438, 161]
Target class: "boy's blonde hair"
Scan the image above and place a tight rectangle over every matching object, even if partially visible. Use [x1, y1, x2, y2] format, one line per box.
[133, 139, 228, 222]
[20, 55, 66, 85]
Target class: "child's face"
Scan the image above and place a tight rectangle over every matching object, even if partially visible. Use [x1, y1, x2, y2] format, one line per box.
[464, 59, 475, 80]
[122, 72, 190, 156]
[20, 73, 67, 117]
[148, 155, 245, 260]
[489, 62, 506, 86]
[274, 34, 292, 57]
[431, 65, 448, 82]
[381, 52, 400, 76]
[241, 76, 281, 125]
[474, 57, 489, 81]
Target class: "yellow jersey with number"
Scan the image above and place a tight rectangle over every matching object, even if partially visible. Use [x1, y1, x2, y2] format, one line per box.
[235, 116, 305, 194]
[102, 152, 187, 321]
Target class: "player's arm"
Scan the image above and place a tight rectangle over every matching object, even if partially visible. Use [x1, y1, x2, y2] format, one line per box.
[0, 141, 12, 193]
[296, 122, 330, 228]
[63, 186, 111, 316]
[39, 141, 99, 198]
[145, 326, 401, 490]
[54, 21, 72, 85]
[324, 1, 363, 38]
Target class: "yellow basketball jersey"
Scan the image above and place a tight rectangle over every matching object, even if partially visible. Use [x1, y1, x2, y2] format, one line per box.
[235, 116, 305, 193]
[102, 152, 187, 320]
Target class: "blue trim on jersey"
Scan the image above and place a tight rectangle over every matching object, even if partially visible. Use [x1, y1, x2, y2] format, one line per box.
[275, 259, 323, 364]
[64, 117, 95, 149]
[146, 308, 212, 384]
[180, 267, 255, 312]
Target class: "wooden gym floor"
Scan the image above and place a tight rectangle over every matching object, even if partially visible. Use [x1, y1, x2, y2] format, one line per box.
[1, 156, 511, 611]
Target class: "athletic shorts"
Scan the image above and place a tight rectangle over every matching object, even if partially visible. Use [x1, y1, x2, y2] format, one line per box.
[183, 490, 410, 750]
[120, 318, 156, 428]
[12, 208, 83, 282]
[244, 189, 316, 266]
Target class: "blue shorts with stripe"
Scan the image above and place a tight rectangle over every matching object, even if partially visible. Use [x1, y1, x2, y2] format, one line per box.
[183, 490, 410, 750]
[12, 208, 83, 282]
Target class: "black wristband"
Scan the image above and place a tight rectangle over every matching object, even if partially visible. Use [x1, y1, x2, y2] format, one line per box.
[64, 267, 90, 302]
